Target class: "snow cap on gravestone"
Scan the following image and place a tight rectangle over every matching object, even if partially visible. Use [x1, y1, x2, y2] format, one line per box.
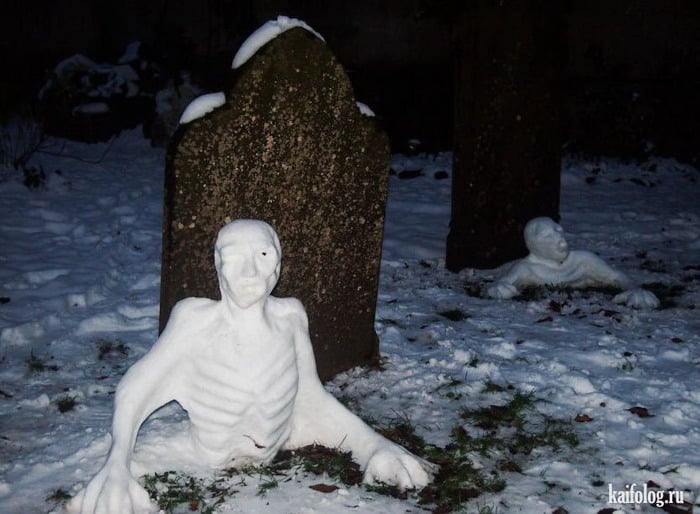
[178, 17, 326, 127]
[179, 17, 373, 126]
[232, 16, 325, 69]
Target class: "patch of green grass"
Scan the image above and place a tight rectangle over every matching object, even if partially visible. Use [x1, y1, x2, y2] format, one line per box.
[274, 444, 363, 486]
[96, 338, 130, 360]
[362, 415, 506, 513]
[458, 390, 578, 457]
[142, 470, 240, 514]
[618, 359, 635, 372]
[507, 418, 579, 454]
[517, 284, 621, 303]
[414, 389, 578, 512]
[439, 309, 470, 322]
[482, 381, 509, 394]
[46, 488, 72, 510]
[437, 378, 464, 400]
[418, 445, 503, 513]
[461, 390, 535, 432]
[25, 351, 59, 372]
[379, 416, 430, 455]
[55, 395, 77, 413]
[255, 475, 279, 497]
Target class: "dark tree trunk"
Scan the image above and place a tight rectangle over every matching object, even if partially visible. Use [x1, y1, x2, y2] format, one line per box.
[447, 1, 565, 271]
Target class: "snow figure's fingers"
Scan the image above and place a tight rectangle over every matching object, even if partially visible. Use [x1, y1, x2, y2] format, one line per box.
[612, 291, 629, 304]
[105, 489, 128, 514]
[128, 479, 157, 513]
[363, 447, 432, 490]
[399, 453, 433, 489]
[75, 475, 103, 514]
[101, 476, 155, 514]
[68, 463, 154, 514]
[487, 282, 518, 299]
[613, 288, 660, 309]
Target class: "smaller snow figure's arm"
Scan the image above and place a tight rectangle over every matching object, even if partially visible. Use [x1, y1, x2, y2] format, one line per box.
[67, 301, 197, 514]
[486, 279, 521, 299]
[575, 251, 660, 309]
[486, 262, 528, 299]
[284, 300, 433, 490]
[613, 288, 660, 309]
[575, 251, 630, 289]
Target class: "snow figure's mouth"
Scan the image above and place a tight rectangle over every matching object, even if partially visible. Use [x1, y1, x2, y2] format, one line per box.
[231, 280, 268, 307]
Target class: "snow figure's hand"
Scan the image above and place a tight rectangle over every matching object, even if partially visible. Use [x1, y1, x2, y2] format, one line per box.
[363, 445, 434, 490]
[66, 463, 156, 514]
[613, 288, 660, 309]
[486, 281, 519, 300]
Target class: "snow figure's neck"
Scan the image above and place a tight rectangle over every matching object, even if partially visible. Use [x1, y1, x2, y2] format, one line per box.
[220, 294, 268, 326]
[525, 252, 567, 268]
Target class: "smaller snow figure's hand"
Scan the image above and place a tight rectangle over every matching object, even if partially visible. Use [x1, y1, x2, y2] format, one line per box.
[613, 288, 660, 310]
[66, 463, 156, 514]
[363, 445, 434, 490]
[486, 281, 519, 300]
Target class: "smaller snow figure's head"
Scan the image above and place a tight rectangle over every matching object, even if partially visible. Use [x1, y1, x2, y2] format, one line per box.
[524, 217, 569, 264]
[214, 219, 282, 309]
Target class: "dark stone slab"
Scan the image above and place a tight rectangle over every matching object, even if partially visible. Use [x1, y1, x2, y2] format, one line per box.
[161, 27, 389, 381]
[446, 1, 564, 270]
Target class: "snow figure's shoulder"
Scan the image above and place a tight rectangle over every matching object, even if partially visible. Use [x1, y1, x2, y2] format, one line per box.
[231, 15, 325, 69]
[167, 297, 218, 327]
[268, 296, 307, 322]
[179, 92, 226, 125]
[567, 249, 606, 265]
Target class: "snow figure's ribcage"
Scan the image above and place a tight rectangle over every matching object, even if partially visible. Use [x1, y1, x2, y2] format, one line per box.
[181, 342, 299, 467]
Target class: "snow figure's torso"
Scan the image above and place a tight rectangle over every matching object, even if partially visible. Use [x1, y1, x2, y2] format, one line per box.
[176, 300, 300, 468]
[512, 251, 624, 290]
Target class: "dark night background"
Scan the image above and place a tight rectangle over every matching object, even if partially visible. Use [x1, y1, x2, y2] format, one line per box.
[1, 0, 699, 159]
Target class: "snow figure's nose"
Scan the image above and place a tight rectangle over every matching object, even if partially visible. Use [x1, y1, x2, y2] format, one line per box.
[240, 257, 257, 278]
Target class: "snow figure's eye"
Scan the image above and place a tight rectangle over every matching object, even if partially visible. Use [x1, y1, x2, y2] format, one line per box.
[261, 252, 267, 256]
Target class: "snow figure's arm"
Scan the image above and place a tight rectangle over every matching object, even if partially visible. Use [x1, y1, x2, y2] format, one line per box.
[612, 287, 660, 309]
[575, 251, 659, 309]
[486, 262, 526, 299]
[68, 300, 199, 514]
[576, 251, 631, 289]
[285, 300, 433, 490]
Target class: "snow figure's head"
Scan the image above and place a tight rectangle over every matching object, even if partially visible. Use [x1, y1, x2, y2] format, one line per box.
[214, 219, 282, 309]
[524, 217, 569, 264]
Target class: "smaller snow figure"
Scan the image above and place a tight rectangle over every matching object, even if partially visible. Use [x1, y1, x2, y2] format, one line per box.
[486, 217, 660, 309]
[67, 219, 432, 514]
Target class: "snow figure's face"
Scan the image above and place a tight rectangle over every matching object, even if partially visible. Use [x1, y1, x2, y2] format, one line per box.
[214, 220, 282, 309]
[524, 217, 569, 264]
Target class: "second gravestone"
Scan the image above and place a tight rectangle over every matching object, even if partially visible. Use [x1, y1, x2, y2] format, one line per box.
[161, 23, 389, 381]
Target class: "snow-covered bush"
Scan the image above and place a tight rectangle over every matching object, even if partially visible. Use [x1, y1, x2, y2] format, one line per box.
[37, 42, 158, 143]
[148, 72, 202, 147]
[0, 117, 47, 188]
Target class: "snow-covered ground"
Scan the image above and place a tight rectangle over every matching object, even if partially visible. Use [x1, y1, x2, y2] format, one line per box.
[1, 128, 699, 513]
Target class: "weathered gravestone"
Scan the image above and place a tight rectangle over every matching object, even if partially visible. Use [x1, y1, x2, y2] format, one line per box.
[160, 25, 389, 381]
[446, 1, 564, 271]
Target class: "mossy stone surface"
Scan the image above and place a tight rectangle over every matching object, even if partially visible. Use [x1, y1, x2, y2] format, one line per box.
[161, 28, 389, 380]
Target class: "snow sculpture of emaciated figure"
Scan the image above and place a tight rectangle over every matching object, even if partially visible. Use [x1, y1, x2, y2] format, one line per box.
[69, 220, 432, 514]
[486, 217, 660, 309]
